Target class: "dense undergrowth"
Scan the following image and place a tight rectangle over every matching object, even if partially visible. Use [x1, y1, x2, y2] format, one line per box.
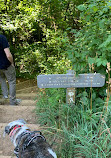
[36, 88, 111, 158]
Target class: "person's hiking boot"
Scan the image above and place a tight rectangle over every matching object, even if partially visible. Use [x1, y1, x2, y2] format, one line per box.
[3, 96, 8, 99]
[10, 99, 22, 106]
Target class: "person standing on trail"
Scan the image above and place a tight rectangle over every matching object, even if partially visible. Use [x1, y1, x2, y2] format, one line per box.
[0, 34, 21, 105]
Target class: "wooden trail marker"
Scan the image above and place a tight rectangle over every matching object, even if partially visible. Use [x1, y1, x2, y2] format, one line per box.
[37, 70, 105, 104]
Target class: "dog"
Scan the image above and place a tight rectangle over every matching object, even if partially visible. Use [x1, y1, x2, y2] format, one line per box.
[4, 119, 57, 158]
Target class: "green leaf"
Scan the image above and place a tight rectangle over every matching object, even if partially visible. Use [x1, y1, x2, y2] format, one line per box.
[93, 6, 98, 12]
[88, 57, 95, 65]
[86, 15, 91, 22]
[102, 59, 108, 66]
[99, 19, 105, 29]
[77, 4, 86, 11]
[96, 58, 102, 67]
[92, 92, 96, 100]
[99, 35, 111, 48]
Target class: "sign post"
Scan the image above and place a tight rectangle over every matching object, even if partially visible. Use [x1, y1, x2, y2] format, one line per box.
[66, 88, 76, 104]
[66, 70, 76, 104]
[37, 71, 105, 104]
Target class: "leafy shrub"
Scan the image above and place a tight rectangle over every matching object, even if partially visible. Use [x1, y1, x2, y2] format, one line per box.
[15, 30, 71, 77]
[36, 88, 111, 158]
[63, 0, 111, 75]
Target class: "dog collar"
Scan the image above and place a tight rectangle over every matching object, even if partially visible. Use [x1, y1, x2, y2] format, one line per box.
[9, 125, 23, 137]
[22, 131, 46, 150]
[14, 130, 31, 157]
[14, 131, 46, 157]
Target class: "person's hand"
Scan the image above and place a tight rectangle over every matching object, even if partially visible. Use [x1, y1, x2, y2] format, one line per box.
[11, 63, 15, 67]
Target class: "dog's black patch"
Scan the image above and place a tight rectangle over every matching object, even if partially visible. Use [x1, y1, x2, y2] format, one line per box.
[4, 119, 57, 158]
[14, 131, 54, 158]
[18, 134, 54, 158]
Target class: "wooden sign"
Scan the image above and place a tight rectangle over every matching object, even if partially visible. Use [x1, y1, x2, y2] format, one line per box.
[37, 73, 105, 88]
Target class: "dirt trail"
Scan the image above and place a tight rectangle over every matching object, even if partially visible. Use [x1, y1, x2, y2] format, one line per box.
[0, 79, 40, 157]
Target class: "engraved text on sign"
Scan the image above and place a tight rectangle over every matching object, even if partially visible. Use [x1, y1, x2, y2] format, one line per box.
[37, 73, 105, 88]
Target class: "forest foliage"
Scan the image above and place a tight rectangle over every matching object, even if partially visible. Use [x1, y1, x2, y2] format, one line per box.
[0, 0, 85, 77]
[1, 0, 111, 157]
[0, 0, 111, 77]
[64, 0, 111, 74]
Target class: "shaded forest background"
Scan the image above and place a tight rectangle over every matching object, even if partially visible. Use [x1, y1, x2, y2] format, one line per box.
[1, 0, 81, 77]
[1, 0, 110, 78]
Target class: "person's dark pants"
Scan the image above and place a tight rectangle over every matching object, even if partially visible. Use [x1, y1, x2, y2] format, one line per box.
[0, 65, 16, 105]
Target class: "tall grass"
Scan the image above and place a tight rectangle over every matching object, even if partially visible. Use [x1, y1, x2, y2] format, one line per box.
[36, 88, 111, 158]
